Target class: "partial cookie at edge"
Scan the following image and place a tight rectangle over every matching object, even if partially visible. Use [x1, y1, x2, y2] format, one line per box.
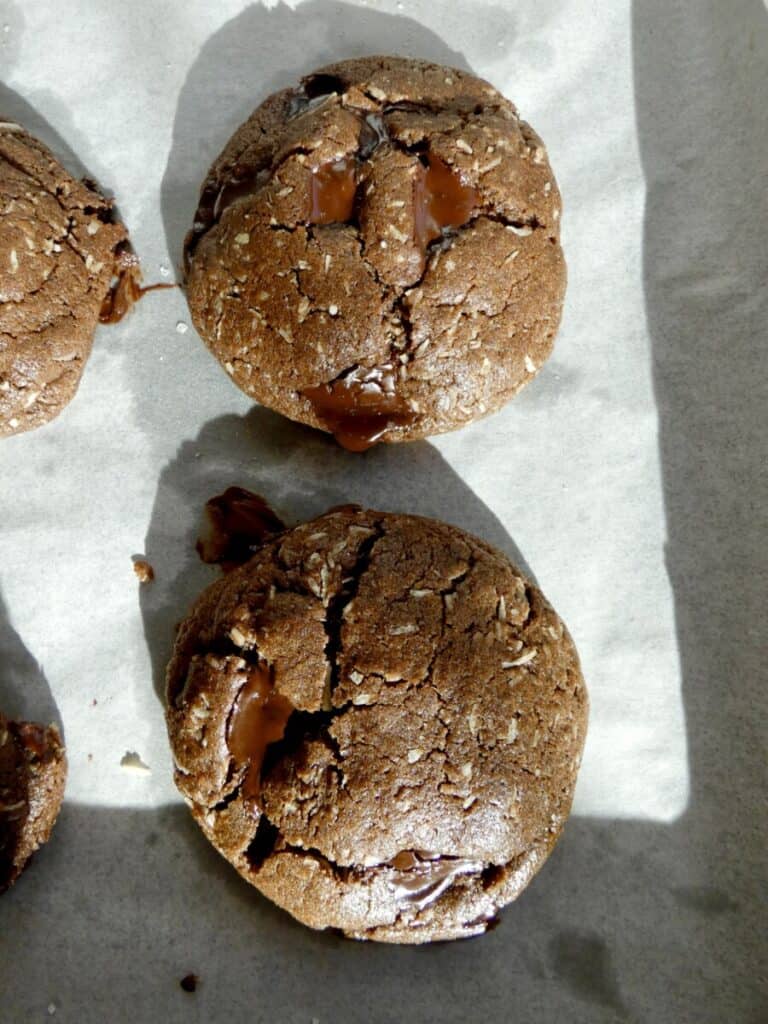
[0, 713, 67, 892]
[0, 120, 130, 437]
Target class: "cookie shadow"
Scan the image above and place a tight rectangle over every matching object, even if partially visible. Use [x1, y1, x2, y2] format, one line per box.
[0, 584, 62, 733]
[629, 0, 768, 1017]
[0, 799, 353, 1021]
[10, 801, 636, 1023]
[160, 0, 521, 272]
[139, 405, 537, 701]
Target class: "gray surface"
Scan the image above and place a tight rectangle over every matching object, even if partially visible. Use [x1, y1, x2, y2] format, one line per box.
[0, 1, 766, 1021]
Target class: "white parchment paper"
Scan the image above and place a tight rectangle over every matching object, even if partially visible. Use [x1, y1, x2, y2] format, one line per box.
[1, 2, 765, 1022]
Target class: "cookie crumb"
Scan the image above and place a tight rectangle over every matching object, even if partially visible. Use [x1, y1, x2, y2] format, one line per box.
[132, 558, 155, 583]
[120, 751, 151, 774]
[180, 974, 198, 993]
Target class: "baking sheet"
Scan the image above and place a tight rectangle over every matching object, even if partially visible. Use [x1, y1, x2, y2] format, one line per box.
[0, 1, 765, 1021]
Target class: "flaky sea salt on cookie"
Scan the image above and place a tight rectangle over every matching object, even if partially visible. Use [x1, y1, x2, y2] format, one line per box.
[166, 501, 587, 942]
[184, 56, 566, 450]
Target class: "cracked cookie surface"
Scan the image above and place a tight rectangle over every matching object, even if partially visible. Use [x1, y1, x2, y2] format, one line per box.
[184, 56, 566, 450]
[0, 712, 67, 892]
[0, 120, 130, 437]
[166, 506, 587, 942]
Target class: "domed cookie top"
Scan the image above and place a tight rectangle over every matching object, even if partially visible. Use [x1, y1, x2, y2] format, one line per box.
[185, 56, 566, 450]
[166, 504, 587, 942]
[0, 120, 130, 437]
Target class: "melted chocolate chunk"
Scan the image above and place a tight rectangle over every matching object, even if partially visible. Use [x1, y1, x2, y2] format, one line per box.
[196, 487, 286, 570]
[413, 154, 479, 251]
[213, 173, 270, 221]
[302, 366, 416, 452]
[308, 158, 358, 225]
[227, 665, 294, 806]
[287, 90, 340, 120]
[186, 172, 271, 265]
[389, 850, 420, 871]
[13, 722, 49, 760]
[99, 247, 175, 324]
[99, 247, 141, 324]
[358, 113, 388, 159]
[387, 850, 484, 909]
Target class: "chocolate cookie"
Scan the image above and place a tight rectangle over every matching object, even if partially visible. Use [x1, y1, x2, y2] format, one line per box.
[0, 713, 67, 892]
[0, 120, 131, 437]
[166, 505, 587, 942]
[185, 56, 565, 451]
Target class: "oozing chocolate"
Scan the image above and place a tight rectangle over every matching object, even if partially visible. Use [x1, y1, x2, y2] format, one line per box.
[299, 153, 477, 448]
[287, 89, 341, 120]
[99, 247, 175, 324]
[309, 158, 357, 225]
[387, 850, 485, 909]
[227, 665, 294, 806]
[302, 366, 416, 451]
[358, 113, 388, 158]
[413, 155, 479, 252]
[196, 487, 286, 569]
[190, 102, 475, 257]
